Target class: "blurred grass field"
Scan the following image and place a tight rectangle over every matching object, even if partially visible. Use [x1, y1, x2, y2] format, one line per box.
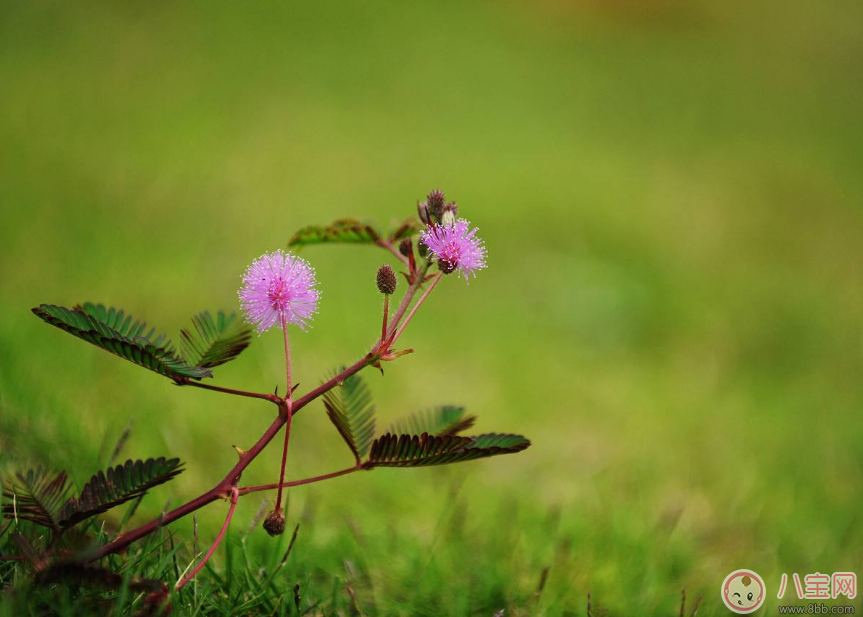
[1, 0, 863, 614]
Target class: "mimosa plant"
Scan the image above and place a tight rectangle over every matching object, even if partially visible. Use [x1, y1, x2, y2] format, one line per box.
[1, 190, 530, 608]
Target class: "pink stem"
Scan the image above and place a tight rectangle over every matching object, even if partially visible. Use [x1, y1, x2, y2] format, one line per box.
[175, 486, 239, 591]
[238, 465, 362, 496]
[375, 239, 409, 266]
[385, 262, 430, 341]
[389, 273, 441, 346]
[276, 315, 294, 511]
[381, 295, 390, 346]
[282, 315, 292, 403]
[274, 409, 293, 511]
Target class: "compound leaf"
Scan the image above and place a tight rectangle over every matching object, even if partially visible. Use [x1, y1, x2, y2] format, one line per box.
[2, 468, 71, 531]
[322, 371, 376, 462]
[58, 457, 184, 529]
[180, 310, 252, 369]
[32, 303, 211, 381]
[365, 432, 530, 468]
[288, 219, 380, 248]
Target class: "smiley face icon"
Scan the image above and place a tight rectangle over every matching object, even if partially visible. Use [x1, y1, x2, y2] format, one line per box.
[721, 569, 766, 613]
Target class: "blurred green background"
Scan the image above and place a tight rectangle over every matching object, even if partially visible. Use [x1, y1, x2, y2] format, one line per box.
[1, 0, 862, 614]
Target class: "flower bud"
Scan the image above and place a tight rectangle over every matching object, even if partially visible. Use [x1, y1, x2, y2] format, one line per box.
[442, 207, 457, 227]
[427, 189, 445, 223]
[417, 200, 431, 224]
[438, 259, 457, 275]
[263, 510, 286, 536]
[376, 264, 397, 295]
[398, 237, 413, 258]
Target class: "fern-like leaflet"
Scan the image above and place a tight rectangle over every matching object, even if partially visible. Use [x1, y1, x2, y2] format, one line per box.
[322, 371, 376, 464]
[366, 433, 530, 468]
[32, 303, 211, 380]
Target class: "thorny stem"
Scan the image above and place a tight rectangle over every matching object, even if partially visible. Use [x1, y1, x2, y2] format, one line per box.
[238, 465, 362, 496]
[390, 272, 441, 347]
[175, 486, 238, 591]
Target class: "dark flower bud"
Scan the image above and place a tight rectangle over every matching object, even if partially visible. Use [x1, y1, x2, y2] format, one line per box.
[427, 189, 445, 223]
[417, 200, 431, 224]
[398, 237, 413, 257]
[443, 201, 458, 217]
[376, 264, 397, 295]
[438, 259, 457, 275]
[263, 510, 286, 536]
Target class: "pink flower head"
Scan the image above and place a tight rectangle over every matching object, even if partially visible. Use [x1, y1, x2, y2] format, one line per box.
[239, 250, 320, 333]
[420, 218, 487, 280]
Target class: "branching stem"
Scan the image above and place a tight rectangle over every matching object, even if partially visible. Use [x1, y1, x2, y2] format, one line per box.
[78, 257, 441, 564]
[375, 239, 409, 266]
[385, 261, 430, 341]
[239, 465, 362, 496]
[390, 272, 441, 347]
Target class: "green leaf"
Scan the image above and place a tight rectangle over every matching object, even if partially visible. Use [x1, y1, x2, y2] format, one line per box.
[288, 218, 381, 248]
[180, 311, 252, 369]
[388, 405, 476, 436]
[322, 371, 376, 462]
[32, 303, 212, 381]
[58, 457, 184, 529]
[388, 216, 422, 242]
[365, 432, 530, 468]
[2, 468, 71, 531]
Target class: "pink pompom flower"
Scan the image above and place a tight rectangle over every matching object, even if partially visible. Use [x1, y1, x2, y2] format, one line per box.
[239, 250, 320, 333]
[420, 219, 487, 280]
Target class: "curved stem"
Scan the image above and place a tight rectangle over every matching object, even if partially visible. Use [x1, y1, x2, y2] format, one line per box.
[375, 239, 409, 266]
[239, 465, 362, 496]
[175, 486, 239, 591]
